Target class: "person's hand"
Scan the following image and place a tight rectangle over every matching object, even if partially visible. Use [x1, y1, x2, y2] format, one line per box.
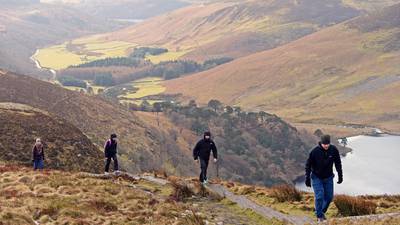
[213, 158, 218, 163]
[305, 177, 311, 187]
[194, 158, 199, 163]
[337, 176, 343, 184]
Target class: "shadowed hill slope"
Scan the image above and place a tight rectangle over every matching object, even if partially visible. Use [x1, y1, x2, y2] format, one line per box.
[0, 103, 102, 172]
[0, 70, 196, 176]
[0, 70, 320, 186]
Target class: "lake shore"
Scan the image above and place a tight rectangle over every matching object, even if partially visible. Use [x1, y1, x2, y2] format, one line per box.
[295, 135, 400, 196]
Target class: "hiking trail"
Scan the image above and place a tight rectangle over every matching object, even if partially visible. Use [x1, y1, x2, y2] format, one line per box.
[81, 172, 400, 225]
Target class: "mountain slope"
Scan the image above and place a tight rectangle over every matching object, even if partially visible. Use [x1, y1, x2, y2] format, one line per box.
[99, 0, 400, 62]
[0, 2, 113, 77]
[0, 103, 102, 172]
[0, 70, 320, 186]
[36, 0, 378, 70]
[103, 0, 360, 60]
[0, 70, 197, 176]
[0, 0, 188, 78]
[164, 4, 400, 132]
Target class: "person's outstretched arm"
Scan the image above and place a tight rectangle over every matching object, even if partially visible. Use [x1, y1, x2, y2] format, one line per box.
[193, 141, 200, 160]
[211, 141, 218, 159]
[305, 151, 313, 187]
[334, 147, 343, 183]
[32, 146, 35, 161]
[305, 152, 312, 178]
[104, 140, 110, 157]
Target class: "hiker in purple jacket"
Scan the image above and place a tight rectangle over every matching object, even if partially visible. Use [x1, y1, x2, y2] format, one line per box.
[32, 138, 45, 170]
[104, 134, 119, 174]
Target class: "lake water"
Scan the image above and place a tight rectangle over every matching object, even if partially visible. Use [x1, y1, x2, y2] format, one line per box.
[296, 135, 400, 195]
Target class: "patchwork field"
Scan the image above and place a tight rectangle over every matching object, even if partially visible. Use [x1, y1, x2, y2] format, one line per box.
[146, 50, 190, 64]
[119, 77, 166, 105]
[33, 36, 137, 70]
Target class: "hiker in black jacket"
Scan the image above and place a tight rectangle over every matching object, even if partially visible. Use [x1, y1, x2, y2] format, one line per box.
[104, 134, 119, 174]
[193, 131, 218, 184]
[305, 134, 343, 222]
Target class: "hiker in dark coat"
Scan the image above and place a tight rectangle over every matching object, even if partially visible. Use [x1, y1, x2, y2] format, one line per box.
[32, 138, 45, 170]
[193, 131, 218, 184]
[305, 134, 343, 222]
[104, 133, 119, 174]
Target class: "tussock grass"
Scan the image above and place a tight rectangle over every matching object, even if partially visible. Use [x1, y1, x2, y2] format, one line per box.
[169, 177, 195, 202]
[334, 195, 377, 216]
[183, 209, 206, 225]
[270, 185, 302, 203]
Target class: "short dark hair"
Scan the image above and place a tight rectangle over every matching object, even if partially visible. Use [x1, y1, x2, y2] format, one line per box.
[110, 133, 117, 139]
[321, 135, 331, 144]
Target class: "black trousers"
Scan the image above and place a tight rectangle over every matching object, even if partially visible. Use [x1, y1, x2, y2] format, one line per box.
[199, 158, 209, 182]
[105, 154, 119, 172]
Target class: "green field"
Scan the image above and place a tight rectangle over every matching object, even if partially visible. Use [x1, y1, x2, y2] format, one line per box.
[118, 77, 166, 105]
[33, 35, 137, 70]
[121, 77, 166, 99]
[145, 50, 190, 64]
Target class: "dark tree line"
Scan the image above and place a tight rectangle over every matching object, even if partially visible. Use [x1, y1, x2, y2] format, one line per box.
[70, 57, 144, 68]
[57, 76, 87, 88]
[62, 45, 234, 86]
[93, 72, 115, 86]
[129, 47, 168, 58]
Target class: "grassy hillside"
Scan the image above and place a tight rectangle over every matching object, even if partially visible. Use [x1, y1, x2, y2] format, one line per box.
[221, 181, 400, 223]
[0, 70, 318, 186]
[0, 70, 197, 177]
[0, 164, 398, 224]
[0, 103, 103, 173]
[35, 0, 377, 70]
[0, 166, 267, 225]
[342, 0, 400, 11]
[164, 4, 400, 132]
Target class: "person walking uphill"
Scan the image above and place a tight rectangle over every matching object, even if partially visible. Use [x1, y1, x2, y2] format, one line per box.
[104, 134, 119, 174]
[32, 138, 45, 170]
[305, 134, 343, 222]
[193, 131, 218, 185]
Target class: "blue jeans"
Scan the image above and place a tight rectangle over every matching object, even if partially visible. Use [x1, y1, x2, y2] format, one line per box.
[311, 173, 334, 218]
[33, 159, 44, 170]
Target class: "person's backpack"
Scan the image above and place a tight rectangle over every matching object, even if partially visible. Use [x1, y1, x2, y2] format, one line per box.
[104, 139, 111, 154]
